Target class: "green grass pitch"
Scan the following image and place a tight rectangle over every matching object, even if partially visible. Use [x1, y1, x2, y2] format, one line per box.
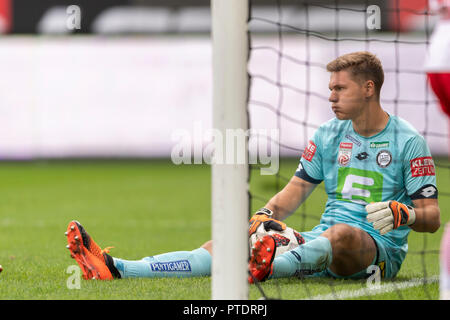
[0, 158, 448, 300]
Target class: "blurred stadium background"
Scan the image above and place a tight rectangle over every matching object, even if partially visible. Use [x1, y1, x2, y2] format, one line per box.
[0, 0, 447, 159]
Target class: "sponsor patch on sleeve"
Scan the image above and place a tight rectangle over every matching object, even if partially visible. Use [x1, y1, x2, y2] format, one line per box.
[302, 140, 317, 162]
[410, 157, 435, 177]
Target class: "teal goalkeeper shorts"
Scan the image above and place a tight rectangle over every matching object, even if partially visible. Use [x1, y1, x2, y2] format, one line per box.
[299, 223, 405, 280]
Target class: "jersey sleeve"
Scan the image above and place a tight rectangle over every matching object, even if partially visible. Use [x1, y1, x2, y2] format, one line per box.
[294, 129, 324, 184]
[402, 135, 438, 200]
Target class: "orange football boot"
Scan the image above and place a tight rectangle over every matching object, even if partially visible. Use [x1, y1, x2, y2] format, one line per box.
[65, 220, 115, 280]
[248, 235, 276, 284]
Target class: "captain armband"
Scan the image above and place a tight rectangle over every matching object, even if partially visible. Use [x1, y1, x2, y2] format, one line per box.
[409, 184, 438, 200]
[294, 162, 322, 184]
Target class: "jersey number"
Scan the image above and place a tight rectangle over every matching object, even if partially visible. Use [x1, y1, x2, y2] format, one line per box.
[336, 167, 383, 205]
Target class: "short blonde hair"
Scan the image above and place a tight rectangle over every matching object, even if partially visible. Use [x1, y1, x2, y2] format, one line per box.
[326, 51, 384, 97]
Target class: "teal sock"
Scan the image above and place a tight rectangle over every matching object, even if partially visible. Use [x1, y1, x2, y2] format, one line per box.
[112, 247, 211, 278]
[271, 236, 332, 279]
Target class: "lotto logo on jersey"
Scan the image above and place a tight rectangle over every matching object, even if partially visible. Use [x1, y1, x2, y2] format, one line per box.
[302, 140, 317, 161]
[410, 157, 435, 177]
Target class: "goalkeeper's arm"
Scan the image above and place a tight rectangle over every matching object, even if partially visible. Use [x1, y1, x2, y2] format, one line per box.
[408, 198, 440, 233]
[262, 176, 317, 221]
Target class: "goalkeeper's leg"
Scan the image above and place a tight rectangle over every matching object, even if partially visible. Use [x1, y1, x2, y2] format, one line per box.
[67, 220, 213, 279]
[270, 224, 377, 279]
[110, 241, 212, 279]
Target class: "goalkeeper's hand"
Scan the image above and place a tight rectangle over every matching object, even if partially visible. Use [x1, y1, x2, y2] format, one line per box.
[249, 208, 286, 236]
[365, 201, 416, 235]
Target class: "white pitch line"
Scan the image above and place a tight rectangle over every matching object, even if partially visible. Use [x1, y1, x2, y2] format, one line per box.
[304, 275, 439, 300]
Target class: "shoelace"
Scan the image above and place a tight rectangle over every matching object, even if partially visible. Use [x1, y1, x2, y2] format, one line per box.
[101, 246, 115, 255]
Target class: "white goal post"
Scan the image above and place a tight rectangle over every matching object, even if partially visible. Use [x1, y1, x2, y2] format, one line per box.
[211, 0, 250, 300]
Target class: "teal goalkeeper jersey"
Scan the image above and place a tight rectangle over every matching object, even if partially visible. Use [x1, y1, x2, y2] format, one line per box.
[295, 114, 438, 252]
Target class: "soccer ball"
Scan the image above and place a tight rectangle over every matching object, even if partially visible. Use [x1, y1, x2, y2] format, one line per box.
[249, 223, 305, 258]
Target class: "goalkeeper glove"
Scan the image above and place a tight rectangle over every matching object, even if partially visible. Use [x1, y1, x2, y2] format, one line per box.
[366, 201, 416, 235]
[249, 207, 286, 236]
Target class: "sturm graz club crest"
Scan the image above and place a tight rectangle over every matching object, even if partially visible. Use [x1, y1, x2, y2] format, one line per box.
[376, 150, 392, 168]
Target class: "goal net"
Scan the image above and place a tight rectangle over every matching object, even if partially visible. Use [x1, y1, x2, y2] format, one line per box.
[245, 0, 449, 300]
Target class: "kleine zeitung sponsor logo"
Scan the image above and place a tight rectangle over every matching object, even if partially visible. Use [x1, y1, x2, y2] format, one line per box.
[410, 156, 435, 177]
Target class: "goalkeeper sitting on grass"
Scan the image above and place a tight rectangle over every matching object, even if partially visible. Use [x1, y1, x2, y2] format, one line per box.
[66, 51, 441, 282]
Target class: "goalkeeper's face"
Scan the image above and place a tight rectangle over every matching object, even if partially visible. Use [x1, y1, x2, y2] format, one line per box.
[328, 70, 369, 121]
